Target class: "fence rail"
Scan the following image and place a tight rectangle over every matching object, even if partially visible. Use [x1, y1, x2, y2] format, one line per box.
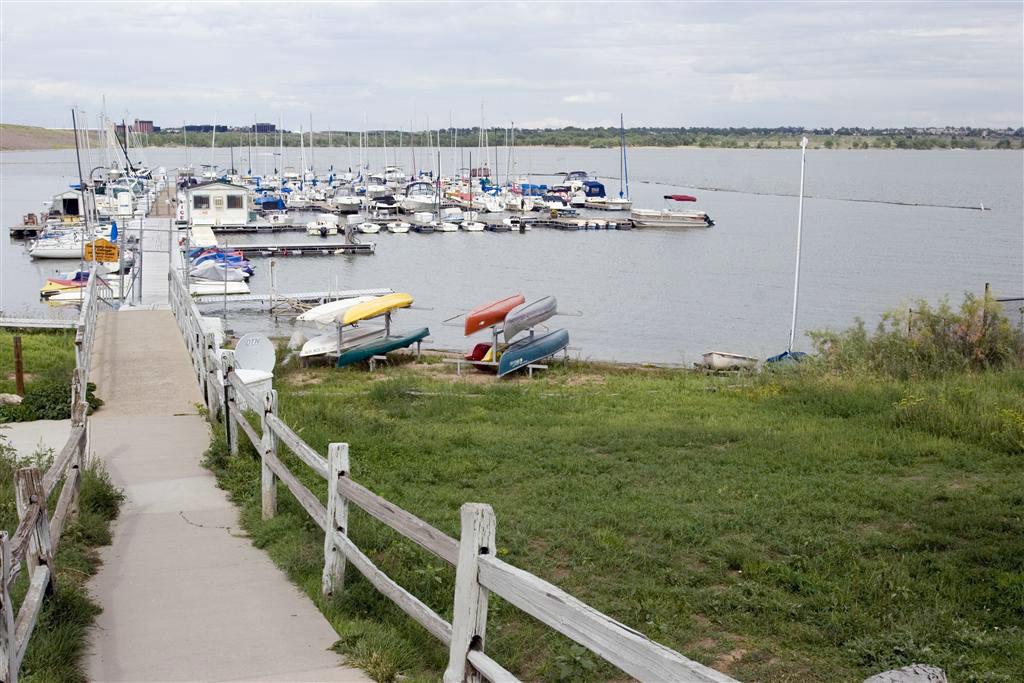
[0, 264, 101, 683]
[168, 265, 737, 683]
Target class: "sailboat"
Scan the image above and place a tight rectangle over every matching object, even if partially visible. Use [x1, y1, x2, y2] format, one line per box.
[767, 136, 810, 365]
[588, 115, 633, 211]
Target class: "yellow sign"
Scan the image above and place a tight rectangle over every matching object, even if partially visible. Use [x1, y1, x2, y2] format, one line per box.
[84, 238, 119, 263]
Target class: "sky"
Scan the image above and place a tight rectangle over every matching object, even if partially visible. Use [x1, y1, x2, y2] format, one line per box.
[1, 1, 1022, 131]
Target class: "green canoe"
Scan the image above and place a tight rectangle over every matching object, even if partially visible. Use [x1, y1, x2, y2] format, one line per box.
[336, 327, 430, 368]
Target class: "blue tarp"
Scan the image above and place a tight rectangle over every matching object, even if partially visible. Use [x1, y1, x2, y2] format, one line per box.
[582, 181, 606, 198]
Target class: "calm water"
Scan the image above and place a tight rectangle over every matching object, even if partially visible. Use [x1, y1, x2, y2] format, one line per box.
[2, 146, 1021, 364]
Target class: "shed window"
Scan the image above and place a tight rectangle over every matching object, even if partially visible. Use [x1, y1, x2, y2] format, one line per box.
[227, 195, 243, 209]
[193, 195, 210, 209]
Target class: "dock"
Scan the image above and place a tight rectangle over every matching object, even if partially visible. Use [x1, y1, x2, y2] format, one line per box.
[192, 287, 394, 306]
[228, 241, 375, 256]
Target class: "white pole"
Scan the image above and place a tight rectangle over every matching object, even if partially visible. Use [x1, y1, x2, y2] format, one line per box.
[788, 136, 809, 354]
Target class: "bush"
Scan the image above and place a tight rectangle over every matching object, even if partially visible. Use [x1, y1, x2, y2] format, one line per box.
[0, 382, 102, 422]
[808, 292, 1024, 380]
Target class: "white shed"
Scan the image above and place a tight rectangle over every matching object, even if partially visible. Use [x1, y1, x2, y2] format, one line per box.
[184, 181, 250, 226]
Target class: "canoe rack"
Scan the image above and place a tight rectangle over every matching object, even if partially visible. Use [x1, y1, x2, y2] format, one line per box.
[442, 358, 550, 378]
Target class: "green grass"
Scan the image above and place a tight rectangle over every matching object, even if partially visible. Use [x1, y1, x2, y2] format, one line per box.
[0, 331, 101, 423]
[0, 437, 124, 682]
[204, 359, 1023, 682]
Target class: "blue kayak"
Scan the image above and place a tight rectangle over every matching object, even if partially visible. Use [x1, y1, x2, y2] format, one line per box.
[336, 327, 429, 368]
[497, 329, 569, 377]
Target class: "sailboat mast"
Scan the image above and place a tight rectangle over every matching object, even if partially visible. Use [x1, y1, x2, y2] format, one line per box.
[788, 136, 809, 353]
[309, 113, 314, 173]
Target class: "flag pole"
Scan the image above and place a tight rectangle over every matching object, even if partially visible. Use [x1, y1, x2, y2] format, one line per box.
[788, 136, 809, 354]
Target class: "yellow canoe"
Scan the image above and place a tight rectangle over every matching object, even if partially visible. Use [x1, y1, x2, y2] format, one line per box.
[40, 280, 83, 297]
[341, 292, 413, 326]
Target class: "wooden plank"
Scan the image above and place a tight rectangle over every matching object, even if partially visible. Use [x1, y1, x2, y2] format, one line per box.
[8, 505, 39, 569]
[229, 403, 262, 451]
[265, 413, 329, 480]
[330, 528, 453, 645]
[0, 533, 17, 683]
[48, 468, 81, 555]
[466, 651, 519, 683]
[12, 565, 50, 672]
[445, 504, 497, 683]
[262, 446, 327, 531]
[260, 391, 278, 520]
[322, 444, 349, 597]
[336, 477, 459, 566]
[42, 425, 85, 498]
[477, 556, 738, 683]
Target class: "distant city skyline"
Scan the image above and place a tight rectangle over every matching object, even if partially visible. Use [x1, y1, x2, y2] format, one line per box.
[1, 1, 1021, 130]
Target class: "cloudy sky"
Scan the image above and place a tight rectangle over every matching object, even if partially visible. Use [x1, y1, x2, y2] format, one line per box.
[2, 1, 1021, 130]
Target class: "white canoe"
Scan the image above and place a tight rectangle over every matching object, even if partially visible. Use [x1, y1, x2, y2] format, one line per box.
[296, 295, 379, 326]
[300, 325, 386, 358]
[702, 351, 758, 370]
[503, 296, 557, 342]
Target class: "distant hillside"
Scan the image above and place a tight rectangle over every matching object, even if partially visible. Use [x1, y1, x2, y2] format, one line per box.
[0, 124, 100, 151]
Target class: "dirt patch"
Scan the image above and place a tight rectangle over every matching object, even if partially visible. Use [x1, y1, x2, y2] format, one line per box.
[561, 373, 606, 387]
[713, 647, 748, 672]
[4, 372, 36, 383]
[284, 371, 325, 386]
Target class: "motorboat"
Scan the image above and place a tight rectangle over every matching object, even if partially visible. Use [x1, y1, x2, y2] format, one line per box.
[585, 196, 632, 211]
[387, 221, 411, 234]
[329, 195, 361, 214]
[357, 222, 381, 234]
[461, 221, 485, 232]
[435, 222, 458, 232]
[399, 181, 437, 212]
[306, 214, 339, 236]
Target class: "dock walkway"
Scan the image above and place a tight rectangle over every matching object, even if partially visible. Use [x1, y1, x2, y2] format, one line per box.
[85, 308, 369, 682]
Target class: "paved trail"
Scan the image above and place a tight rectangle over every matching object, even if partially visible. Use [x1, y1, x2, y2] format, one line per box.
[87, 309, 369, 682]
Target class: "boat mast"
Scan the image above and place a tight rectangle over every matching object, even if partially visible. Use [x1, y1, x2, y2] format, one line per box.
[278, 115, 283, 176]
[210, 112, 217, 171]
[309, 112, 314, 175]
[787, 136, 809, 353]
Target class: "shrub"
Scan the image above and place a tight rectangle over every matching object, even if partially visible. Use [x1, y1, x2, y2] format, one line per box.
[0, 382, 102, 423]
[808, 292, 1024, 380]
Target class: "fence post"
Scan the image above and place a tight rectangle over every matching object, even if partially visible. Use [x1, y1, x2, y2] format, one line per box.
[322, 443, 349, 597]
[260, 389, 279, 520]
[0, 533, 15, 683]
[226, 371, 237, 456]
[444, 503, 496, 683]
[13, 469, 55, 595]
[69, 427, 86, 524]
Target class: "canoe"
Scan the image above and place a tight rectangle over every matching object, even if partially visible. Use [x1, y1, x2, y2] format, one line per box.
[503, 296, 557, 342]
[297, 295, 379, 326]
[497, 328, 569, 377]
[464, 294, 525, 336]
[340, 292, 413, 326]
[701, 351, 758, 370]
[336, 327, 430, 368]
[300, 325, 386, 358]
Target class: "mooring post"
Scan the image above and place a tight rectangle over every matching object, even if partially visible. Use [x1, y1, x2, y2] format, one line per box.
[444, 503, 496, 683]
[322, 443, 349, 597]
[260, 389, 279, 520]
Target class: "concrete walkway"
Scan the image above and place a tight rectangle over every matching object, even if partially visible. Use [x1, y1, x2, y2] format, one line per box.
[87, 309, 369, 682]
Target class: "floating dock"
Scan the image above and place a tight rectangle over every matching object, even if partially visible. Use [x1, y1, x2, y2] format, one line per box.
[227, 241, 375, 256]
[192, 287, 393, 305]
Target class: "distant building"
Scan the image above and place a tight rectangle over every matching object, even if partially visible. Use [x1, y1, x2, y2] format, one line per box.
[115, 119, 157, 135]
[253, 122, 276, 133]
[184, 124, 229, 133]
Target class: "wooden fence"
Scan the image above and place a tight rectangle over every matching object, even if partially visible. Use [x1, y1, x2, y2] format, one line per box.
[168, 266, 737, 683]
[0, 265, 102, 683]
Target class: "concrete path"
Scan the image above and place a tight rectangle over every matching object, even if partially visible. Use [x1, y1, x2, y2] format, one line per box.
[87, 309, 369, 682]
[0, 418, 71, 459]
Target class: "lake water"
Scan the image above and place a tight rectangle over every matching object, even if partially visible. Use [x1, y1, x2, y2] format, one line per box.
[2, 146, 1021, 364]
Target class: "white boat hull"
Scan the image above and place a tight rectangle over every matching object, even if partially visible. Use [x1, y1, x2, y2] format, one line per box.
[189, 280, 251, 296]
[702, 352, 758, 370]
[300, 325, 386, 357]
[630, 209, 712, 228]
[387, 222, 410, 233]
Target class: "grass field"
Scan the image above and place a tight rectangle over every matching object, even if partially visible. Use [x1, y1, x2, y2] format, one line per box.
[206, 355, 1024, 682]
[0, 330, 92, 422]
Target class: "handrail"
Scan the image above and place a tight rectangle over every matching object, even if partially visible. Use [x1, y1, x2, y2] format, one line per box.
[0, 264, 97, 681]
[168, 258, 738, 683]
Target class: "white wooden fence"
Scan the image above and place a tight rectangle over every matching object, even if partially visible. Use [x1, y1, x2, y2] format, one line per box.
[168, 267, 737, 683]
[0, 265, 102, 682]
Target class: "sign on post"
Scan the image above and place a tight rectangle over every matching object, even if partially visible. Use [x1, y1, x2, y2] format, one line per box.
[84, 238, 119, 263]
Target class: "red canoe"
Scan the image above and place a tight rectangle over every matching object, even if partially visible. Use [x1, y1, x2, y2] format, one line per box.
[464, 294, 525, 336]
